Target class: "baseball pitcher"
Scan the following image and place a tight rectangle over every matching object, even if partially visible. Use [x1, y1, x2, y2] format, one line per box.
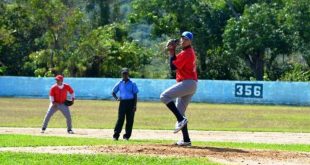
[160, 31, 198, 146]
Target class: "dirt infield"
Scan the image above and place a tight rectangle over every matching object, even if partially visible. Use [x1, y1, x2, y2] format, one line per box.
[1, 145, 310, 165]
[1, 127, 310, 165]
[1, 127, 310, 144]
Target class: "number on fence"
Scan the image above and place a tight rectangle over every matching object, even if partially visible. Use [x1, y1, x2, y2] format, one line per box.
[235, 83, 263, 98]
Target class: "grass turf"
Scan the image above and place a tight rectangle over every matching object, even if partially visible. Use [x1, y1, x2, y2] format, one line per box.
[0, 98, 309, 132]
[0, 152, 217, 165]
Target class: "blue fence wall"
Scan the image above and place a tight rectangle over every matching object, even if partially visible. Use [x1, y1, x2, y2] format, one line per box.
[0, 76, 309, 105]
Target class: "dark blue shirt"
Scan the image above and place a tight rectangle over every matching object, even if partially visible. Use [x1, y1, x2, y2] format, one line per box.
[112, 79, 139, 100]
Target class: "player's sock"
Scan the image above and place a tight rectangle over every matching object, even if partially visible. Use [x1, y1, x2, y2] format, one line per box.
[166, 102, 184, 122]
[182, 124, 190, 142]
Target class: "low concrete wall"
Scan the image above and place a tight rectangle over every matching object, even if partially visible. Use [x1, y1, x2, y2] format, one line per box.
[0, 76, 309, 105]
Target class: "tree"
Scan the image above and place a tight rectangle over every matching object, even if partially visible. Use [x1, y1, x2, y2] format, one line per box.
[72, 23, 151, 77]
[0, 4, 13, 75]
[281, 0, 310, 66]
[85, 0, 127, 27]
[0, 2, 44, 75]
[223, 3, 292, 80]
[280, 63, 310, 81]
[24, 0, 89, 76]
[192, 1, 234, 79]
[1, 0, 309, 80]
[130, 0, 231, 78]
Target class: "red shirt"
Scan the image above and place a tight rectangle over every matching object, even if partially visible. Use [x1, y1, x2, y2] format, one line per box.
[49, 83, 74, 103]
[173, 46, 198, 82]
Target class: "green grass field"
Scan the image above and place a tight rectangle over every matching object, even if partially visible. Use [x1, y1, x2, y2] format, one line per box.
[0, 152, 216, 165]
[0, 135, 218, 165]
[1, 98, 310, 164]
[0, 98, 309, 132]
[0, 134, 309, 165]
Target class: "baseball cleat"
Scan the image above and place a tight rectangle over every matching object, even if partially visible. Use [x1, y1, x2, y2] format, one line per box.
[123, 135, 129, 141]
[174, 118, 188, 133]
[67, 130, 74, 134]
[174, 140, 191, 147]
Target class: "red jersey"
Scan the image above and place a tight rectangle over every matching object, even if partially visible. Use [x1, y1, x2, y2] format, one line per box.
[173, 46, 198, 82]
[49, 83, 74, 103]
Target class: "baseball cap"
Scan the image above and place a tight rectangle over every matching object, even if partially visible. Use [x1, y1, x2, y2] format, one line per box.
[55, 75, 64, 81]
[181, 31, 193, 40]
[121, 68, 129, 74]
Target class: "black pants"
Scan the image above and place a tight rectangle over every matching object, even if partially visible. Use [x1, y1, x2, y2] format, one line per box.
[113, 99, 135, 139]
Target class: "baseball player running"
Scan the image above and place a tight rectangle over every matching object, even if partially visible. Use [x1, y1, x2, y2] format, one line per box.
[41, 75, 75, 134]
[160, 31, 198, 146]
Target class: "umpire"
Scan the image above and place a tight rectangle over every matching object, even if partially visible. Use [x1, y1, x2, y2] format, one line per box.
[112, 68, 139, 140]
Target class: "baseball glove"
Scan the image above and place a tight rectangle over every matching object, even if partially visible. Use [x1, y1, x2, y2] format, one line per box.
[166, 39, 179, 47]
[64, 100, 74, 106]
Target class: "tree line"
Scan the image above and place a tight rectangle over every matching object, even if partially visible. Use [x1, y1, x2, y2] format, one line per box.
[0, 0, 309, 81]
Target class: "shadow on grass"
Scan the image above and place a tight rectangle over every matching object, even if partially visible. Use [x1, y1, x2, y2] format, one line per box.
[162, 144, 249, 153]
[190, 146, 249, 153]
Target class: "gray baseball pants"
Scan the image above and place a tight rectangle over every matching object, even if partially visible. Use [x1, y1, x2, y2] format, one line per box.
[160, 80, 197, 115]
[42, 103, 72, 130]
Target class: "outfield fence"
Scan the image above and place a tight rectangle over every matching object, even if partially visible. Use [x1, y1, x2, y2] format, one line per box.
[0, 76, 309, 105]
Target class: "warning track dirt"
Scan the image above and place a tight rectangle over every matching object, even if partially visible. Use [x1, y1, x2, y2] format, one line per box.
[1, 127, 310, 144]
